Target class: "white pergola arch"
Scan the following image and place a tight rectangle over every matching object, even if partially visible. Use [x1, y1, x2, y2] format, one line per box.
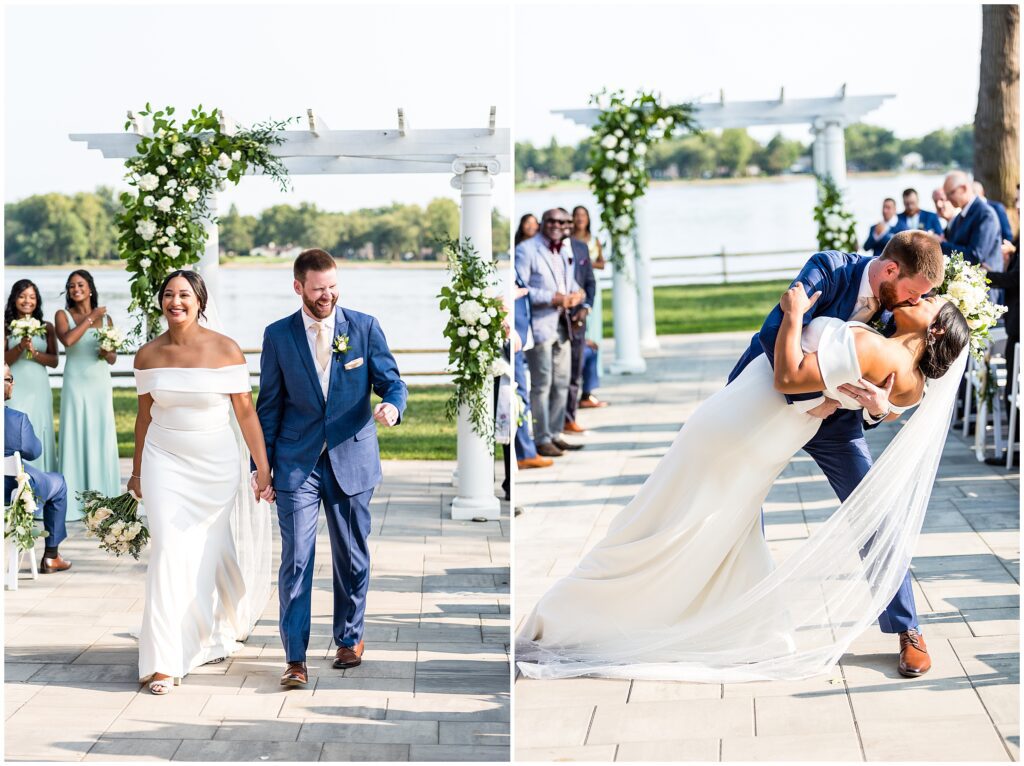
[71, 108, 510, 521]
[555, 87, 893, 372]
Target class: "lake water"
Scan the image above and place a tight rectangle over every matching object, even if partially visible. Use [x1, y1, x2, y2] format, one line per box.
[517, 172, 948, 285]
[4, 265, 508, 386]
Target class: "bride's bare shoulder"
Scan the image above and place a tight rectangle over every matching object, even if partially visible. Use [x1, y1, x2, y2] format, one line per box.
[133, 336, 167, 370]
[204, 328, 245, 365]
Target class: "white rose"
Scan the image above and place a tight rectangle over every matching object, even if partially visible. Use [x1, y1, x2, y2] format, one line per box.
[601, 167, 618, 183]
[600, 134, 618, 149]
[135, 220, 157, 241]
[623, 182, 636, 195]
[614, 129, 624, 137]
[947, 281, 969, 301]
[94, 507, 113, 523]
[183, 186, 201, 203]
[156, 165, 167, 176]
[620, 138, 632, 150]
[217, 152, 233, 170]
[458, 300, 483, 325]
[968, 317, 984, 330]
[480, 313, 491, 325]
[457, 326, 468, 337]
[165, 226, 176, 236]
[615, 150, 630, 164]
[139, 257, 151, 269]
[163, 244, 181, 258]
[468, 338, 480, 350]
[143, 195, 155, 207]
[471, 287, 481, 297]
[614, 214, 632, 231]
[487, 306, 497, 317]
[138, 173, 159, 192]
[477, 328, 490, 341]
[165, 179, 178, 190]
[635, 143, 648, 156]
[155, 196, 174, 213]
[625, 112, 638, 124]
[104, 534, 117, 545]
[825, 214, 842, 230]
[231, 150, 242, 161]
[605, 151, 615, 160]
[172, 142, 188, 157]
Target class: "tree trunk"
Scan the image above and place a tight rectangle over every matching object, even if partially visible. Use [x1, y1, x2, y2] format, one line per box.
[974, 4, 1020, 219]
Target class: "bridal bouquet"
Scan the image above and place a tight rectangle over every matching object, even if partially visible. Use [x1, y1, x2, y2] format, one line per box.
[4, 466, 45, 553]
[8, 317, 47, 358]
[79, 490, 149, 559]
[94, 324, 128, 357]
[940, 251, 1006, 361]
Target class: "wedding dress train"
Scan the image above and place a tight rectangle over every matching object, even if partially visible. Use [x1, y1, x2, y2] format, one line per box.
[516, 317, 966, 682]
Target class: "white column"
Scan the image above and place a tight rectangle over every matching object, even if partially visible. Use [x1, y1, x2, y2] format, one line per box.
[634, 197, 659, 353]
[195, 193, 220, 303]
[821, 120, 848, 189]
[449, 159, 501, 521]
[609, 236, 647, 375]
[810, 123, 825, 186]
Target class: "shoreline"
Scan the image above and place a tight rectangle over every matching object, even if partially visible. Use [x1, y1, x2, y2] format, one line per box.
[6, 258, 464, 272]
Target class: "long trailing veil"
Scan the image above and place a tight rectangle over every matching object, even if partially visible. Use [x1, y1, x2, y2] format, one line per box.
[516, 349, 969, 682]
[202, 296, 273, 639]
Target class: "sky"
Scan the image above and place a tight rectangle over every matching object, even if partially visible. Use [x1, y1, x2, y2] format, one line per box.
[4, 3, 513, 215]
[514, 3, 983, 146]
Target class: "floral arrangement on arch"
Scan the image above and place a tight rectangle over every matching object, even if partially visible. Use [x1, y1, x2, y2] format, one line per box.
[438, 238, 509, 446]
[4, 465, 45, 553]
[117, 104, 293, 340]
[814, 175, 859, 253]
[588, 89, 697, 268]
[941, 251, 1006, 362]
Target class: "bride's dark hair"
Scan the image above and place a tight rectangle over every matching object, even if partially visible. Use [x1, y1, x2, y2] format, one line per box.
[157, 270, 208, 320]
[919, 302, 969, 379]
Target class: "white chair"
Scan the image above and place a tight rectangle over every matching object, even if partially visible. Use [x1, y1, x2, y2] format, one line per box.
[5, 452, 38, 591]
[1008, 342, 1020, 470]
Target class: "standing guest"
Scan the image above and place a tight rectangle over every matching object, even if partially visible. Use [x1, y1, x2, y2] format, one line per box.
[932, 187, 957, 230]
[898, 188, 944, 236]
[863, 198, 903, 256]
[941, 171, 1002, 270]
[515, 214, 540, 246]
[4, 280, 59, 472]
[580, 340, 602, 408]
[55, 270, 120, 520]
[513, 268, 551, 471]
[572, 205, 609, 408]
[516, 209, 585, 457]
[564, 210, 597, 434]
[5, 365, 71, 572]
[974, 181, 1015, 242]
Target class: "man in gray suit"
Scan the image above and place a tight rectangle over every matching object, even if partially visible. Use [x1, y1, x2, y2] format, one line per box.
[515, 209, 586, 457]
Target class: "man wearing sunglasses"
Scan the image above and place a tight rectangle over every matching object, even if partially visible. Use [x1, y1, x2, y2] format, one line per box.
[515, 209, 587, 457]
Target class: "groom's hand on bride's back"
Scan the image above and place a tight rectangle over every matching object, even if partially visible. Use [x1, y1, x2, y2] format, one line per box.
[806, 398, 841, 419]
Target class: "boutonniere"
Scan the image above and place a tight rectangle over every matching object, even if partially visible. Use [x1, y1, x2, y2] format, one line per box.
[333, 334, 350, 355]
[870, 316, 888, 333]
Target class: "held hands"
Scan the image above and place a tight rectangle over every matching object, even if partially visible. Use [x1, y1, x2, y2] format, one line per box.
[837, 374, 894, 420]
[374, 402, 398, 427]
[780, 287, 821, 316]
[806, 398, 841, 419]
[250, 470, 275, 503]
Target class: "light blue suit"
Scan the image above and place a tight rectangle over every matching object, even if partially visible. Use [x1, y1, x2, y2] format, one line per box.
[257, 306, 407, 661]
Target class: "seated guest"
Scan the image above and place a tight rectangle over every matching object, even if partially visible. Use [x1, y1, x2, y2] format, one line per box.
[974, 181, 1015, 242]
[941, 171, 1002, 270]
[4, 364, 71, 573]
[898, 188, 944, 235]
[863, 198, 903, 256]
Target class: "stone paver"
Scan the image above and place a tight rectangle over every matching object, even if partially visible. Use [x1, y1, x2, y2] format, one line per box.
[5, 459, 509, 762]
[514, 332, 1019, 762]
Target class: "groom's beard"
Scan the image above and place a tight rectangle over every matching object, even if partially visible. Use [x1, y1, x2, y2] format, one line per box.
[302, 294, 337, 319]
[878, 280, 907, 312]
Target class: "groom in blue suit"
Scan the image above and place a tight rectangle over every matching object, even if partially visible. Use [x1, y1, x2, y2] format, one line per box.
[728, 231, 945, 677]
[257, 249, 408, 687]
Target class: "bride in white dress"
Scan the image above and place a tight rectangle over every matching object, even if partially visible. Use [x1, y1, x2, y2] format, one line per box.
[517, 286, 971, 683]
[129, 271, 274, 695]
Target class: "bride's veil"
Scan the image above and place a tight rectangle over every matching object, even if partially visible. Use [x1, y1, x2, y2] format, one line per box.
[517, 349, 970, 682]
[202, 296, 273, 639]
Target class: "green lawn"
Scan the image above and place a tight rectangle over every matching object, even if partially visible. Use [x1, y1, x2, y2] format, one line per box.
[53, 385, 457, 461]
[601, 279, 791, 337]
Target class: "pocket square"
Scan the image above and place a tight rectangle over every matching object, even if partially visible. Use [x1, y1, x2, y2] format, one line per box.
[344, 357, 364, 370]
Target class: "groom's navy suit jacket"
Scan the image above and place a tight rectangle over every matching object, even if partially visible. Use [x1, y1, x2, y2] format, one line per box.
[728, 250, 876, 443]
[257, 306, 408, 495]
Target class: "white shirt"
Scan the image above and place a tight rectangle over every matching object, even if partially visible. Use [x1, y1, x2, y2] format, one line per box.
[904, 212, 919, 230]
[301, 308, 333, 399]
[959, 195, 977, 219]
[885, 215, 898, 228]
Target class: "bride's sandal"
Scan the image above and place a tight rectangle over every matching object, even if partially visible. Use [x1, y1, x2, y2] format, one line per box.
[147, 676, 180, 695]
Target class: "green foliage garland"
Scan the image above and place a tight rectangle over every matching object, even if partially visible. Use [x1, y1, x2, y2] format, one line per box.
[4, 469, 46, 553]
[117, 105, 292, 339]
[813, 175, 859, 252]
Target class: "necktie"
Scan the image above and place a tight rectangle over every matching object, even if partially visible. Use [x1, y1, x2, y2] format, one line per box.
[311, 322, 331, 371]
[849, 296, 880, 324]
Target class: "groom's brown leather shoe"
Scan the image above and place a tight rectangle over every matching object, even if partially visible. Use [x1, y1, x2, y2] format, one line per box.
[898, 629, 931, 677]
[40, 554, 72, 573]
[333, 641, 364, 669]
[280, 661, 308, 687]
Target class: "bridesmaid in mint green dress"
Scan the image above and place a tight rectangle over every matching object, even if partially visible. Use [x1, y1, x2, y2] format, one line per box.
[56, 270, 120, 520]
[5, 279, 59, 472]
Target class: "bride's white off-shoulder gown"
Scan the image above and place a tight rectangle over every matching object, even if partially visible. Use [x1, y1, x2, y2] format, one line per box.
[517, 318, 965, 682]
[135, 365, 271, 682]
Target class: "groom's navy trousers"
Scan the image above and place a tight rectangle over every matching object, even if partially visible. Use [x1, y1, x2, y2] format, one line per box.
[731, 250, 919, 635]
[275, 452, 373, 662]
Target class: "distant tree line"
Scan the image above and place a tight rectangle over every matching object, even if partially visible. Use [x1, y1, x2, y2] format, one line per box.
[5, 190, 511, 266]
[516, 123, 976, 183]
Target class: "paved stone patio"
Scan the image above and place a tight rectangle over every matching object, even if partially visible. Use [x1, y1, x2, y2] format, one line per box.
[515, 331, 1019, 762]
[5, 459, 509, 762]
